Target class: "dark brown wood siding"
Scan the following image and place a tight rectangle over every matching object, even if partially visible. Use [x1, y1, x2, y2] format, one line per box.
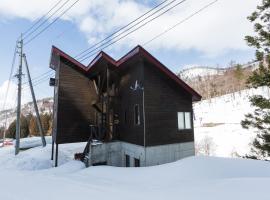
[54, 58, 97, 144]
[116, 59, 145, 146]
[144, 60, 194, 146]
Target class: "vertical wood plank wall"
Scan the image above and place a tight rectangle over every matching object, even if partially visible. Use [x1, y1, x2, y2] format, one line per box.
[117, 60, 145, 146]
[54, 58, 96, 144]
[144, 61, 194, 146]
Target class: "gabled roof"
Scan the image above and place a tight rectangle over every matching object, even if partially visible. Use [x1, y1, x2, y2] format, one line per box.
[49, 45, 202, 101]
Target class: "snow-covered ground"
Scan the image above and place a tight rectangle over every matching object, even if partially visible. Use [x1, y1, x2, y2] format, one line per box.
[0, 142, 270, 200]
[194, 86, 270, 157]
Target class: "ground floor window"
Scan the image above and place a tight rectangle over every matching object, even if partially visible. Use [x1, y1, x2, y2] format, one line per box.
[134, 158, 140, 167]
[177, 112, 192, 130]
[125, 154, 130, 167]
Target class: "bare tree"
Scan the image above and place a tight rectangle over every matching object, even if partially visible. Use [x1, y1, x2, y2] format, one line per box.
[195, 136, 217, 156]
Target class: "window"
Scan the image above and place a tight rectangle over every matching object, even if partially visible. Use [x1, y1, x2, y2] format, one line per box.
[177, 112, 192, 130]
[134, 104, 140, 125]
[134, 158, 140, 167]
[125, 155, 130, 167]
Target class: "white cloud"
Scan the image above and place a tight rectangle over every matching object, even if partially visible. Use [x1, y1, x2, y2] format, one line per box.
[0, 0, 259, 56]
[0, 80, 32, 111]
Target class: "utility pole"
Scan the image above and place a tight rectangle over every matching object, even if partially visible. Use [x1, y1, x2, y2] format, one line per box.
[15, 36, 23, 155]
[23, 54, 46, 147]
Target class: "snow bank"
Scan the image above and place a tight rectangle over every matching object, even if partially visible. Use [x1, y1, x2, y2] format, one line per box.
[19, 136, 52, 149]
[0, 142, 86, 171]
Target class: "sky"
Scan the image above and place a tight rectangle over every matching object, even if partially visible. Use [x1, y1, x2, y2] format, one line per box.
[0, 0, 259, 110]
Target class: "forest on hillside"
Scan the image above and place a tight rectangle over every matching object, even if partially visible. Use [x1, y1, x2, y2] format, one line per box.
[0, 113, 52, 139]
[178, 63, 255, 99]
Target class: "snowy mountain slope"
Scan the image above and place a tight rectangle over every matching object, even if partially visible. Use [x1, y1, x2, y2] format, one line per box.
[179, 61, 259, 80]
[0, 143, 270, 200]
[194, 86, 270, 157]
[179, 66, 226, 79]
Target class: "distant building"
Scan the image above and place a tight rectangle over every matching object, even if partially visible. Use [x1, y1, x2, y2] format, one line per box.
[49, 45, 201, 167]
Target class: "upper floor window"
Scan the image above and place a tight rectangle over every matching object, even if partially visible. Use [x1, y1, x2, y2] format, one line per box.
[177, 112, 191, 130]
[134, 104, 140, 125]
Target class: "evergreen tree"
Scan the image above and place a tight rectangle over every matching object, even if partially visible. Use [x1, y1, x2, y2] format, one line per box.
[41, 113, 50, 135]
[6, 120, 16, 139]
[0, 126, 5, 139]
[5, 115, 30, 139]
[241, 0, 270, 159]
[48, 113, 53, 136]
[20, 115, 29, 138]
[29, 116, 38, 136]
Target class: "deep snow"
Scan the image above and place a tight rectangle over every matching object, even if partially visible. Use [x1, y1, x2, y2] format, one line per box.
[0, 143, 270, 200]
[194, 86, 270, 157]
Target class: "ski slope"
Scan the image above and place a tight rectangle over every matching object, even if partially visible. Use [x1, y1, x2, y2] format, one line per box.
[0, 143, 270, 200]
[194, 86, 270, 157]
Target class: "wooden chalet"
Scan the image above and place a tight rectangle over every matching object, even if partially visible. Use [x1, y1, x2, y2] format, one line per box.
[49, 45, 201, 167]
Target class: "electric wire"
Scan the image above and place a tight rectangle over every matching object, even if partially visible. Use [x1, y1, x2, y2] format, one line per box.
[24, 0, 80, 45]
[22, 0, 64, 37]
[78, 0, 188, 62]
[1, 43, 18, 143]
[22, 72, 54, 90]
[76, 0, 187, 61]
[74, 0, 171, 58]
[21, 70, 54, 85]
[23, 0, 71, 40]
[143, 0, 219, 46]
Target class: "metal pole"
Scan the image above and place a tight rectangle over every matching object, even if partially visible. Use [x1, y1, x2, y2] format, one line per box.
[15, 37, 23, 155]
[51, 139, 54, 160]
[55, 143, 58, 167]
[23, 54, 46, 147]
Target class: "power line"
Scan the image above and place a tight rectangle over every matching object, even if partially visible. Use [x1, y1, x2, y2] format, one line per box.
[74, 0, 171, 59]
[76, 0, 186, 61]
[1, 43, 17, 112]
[24, 0, 80, 46]
[23, 0, 70, 40]
[1, 43, 17, 146]
[78, 0, 188, 62]
[22, 0, 64, 37]
[23, 72, 54, 90]
[21, 70, 54, 85]
[143, 0, 219, 46]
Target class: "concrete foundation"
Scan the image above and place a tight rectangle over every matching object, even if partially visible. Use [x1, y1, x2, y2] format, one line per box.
[87, 141, 194, 167]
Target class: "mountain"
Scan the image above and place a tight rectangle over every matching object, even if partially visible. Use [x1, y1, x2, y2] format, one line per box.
[178, 62, 259, 100]
[0, 97, 53, 128]
[179, 66, 226, 80]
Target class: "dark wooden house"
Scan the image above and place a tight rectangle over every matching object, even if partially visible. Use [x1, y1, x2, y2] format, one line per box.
[49, 45, 201, 167]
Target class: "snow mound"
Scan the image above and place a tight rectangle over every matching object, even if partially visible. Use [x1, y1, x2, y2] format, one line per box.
[0, 142, 86, 171]
[19, 136, 52, 149]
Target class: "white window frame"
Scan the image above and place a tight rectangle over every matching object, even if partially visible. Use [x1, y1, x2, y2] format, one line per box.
[177, 112, 192, 130]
